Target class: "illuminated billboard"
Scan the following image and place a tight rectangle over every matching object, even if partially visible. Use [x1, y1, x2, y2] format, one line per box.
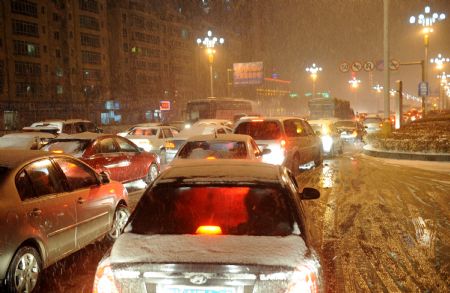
[233, 62, 264, 85]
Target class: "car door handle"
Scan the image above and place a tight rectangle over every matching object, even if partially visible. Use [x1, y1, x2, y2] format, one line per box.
[77, 197, 86, 204]
[29, 208, 42, 217]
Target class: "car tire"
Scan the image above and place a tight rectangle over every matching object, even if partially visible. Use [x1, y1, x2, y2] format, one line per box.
[106, 204, 130, 242]
[5, 246, 42, 293]
[145, 163, 159, 184]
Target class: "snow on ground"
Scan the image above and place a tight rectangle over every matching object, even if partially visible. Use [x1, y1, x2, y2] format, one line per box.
[363, 154, 450, 174]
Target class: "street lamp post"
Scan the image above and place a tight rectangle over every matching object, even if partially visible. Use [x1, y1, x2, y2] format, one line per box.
[196, 30, 224, 97]
[437, 72, 450, 109]
[349, 76, 361, 110]
[409, 6, 446, 114]
[305, 63, 322, 99]
[372, 84, 384, 114]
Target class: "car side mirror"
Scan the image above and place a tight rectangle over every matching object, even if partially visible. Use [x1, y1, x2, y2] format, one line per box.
[138, 147, 145, 152]
[364, 125, 368, 129]
[300, 187, 320, 200]
[315, 130, 322, 136]
[261, 148, 271, 155]
[99, 171, 111, 184]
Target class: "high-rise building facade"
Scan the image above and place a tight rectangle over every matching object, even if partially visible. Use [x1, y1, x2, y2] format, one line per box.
[0, 0, 247, 129]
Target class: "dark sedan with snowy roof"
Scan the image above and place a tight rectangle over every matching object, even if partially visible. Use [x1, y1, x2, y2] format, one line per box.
[93, 160, 322, 293]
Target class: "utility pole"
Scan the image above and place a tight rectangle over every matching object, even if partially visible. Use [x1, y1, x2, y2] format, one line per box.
[383, 0, 390, 120]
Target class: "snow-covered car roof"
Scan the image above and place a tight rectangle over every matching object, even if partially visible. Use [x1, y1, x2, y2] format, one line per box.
[192, 119, 232, 126]
[158, 159, 281, 183]
[0, 150, 54, 169]
[55, 131, 106, 140]
[308, 118, 340, 126]
[177, 124, 231, 138]
[237, 116, 306, 123]
[184, 133, 251, 142]
[1, 132, 56, 139]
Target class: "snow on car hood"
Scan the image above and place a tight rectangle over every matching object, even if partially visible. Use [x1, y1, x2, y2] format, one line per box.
[110, 233, 308, 268]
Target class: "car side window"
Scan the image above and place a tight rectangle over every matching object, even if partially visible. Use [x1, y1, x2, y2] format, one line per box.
[17, 159, 64, 200]
[62, 124, 72, 134]
[54, 158, 98, 190]
[302, 121, 315, 136]
[115, 137, 139, 152]
[99, 138, 118, 153]
[284, 119, 307, 137]
[162, 128, 173, 138]
[251, 139, 262, 157]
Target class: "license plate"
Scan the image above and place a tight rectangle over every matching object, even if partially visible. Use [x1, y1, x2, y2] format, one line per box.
[157, 285, 236, 293]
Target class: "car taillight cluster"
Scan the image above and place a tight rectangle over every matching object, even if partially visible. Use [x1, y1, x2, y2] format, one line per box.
[93, 259, 121, 293]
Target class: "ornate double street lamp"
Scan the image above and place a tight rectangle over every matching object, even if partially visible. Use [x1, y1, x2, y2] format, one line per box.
[409, 6, 446, 112]
[305, 63, 322, 99]
[197, 30, 224, 97]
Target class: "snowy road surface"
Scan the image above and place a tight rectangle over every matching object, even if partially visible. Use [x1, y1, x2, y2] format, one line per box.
[35, 147, 450, 292]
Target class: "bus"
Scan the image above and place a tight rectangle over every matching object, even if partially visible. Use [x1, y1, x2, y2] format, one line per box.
[184, 97, 260, 125]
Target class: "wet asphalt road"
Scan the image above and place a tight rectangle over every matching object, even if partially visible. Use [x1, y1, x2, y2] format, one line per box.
[35, 145, 450, 292]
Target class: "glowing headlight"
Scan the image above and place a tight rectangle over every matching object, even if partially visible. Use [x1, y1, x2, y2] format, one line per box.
[321, 135, 333, 153]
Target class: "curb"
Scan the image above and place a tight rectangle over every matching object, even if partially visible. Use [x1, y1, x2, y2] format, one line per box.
[363, 146, 450, 162]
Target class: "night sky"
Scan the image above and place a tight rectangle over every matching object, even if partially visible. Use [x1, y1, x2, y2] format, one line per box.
[260, 0, 450, 114]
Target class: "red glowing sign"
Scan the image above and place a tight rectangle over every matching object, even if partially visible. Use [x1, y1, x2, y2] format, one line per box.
[160, 100, 171, 111]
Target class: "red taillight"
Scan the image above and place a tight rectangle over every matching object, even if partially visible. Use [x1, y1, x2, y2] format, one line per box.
[280, 139, 286, 148]
[93, 259, 120, 293]
[287, 265, 319, 293]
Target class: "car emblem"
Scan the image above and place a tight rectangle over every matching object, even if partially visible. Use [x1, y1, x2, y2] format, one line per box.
[190, 274, 208, 285]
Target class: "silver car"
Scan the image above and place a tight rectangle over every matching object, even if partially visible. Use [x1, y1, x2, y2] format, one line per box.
[234, 117, 322, 174]
[0, 150, 129, 292]
[93, 160, 322, 293]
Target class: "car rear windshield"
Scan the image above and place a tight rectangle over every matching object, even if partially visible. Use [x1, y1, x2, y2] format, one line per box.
[129, 185, 295, 236]
[334, 121, 356, 128]
[130, 128, 158, 136]
[234, 121, 282, 140]
[41, 140, 90, 156]
[364, 118, 382, 124]
[177, 141, 247, 159]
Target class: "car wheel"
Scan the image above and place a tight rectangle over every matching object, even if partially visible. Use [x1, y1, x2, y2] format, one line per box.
[145, 163, 159, 184]
[6, 246, 41, 293]
[291, 153, 300, 176]
[107, 205, 130, 241]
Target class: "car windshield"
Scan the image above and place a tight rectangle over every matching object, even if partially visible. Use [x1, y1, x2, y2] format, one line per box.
[334, 121, 356, 128]
[177, 141, 247, 159]
[129, 185, 295, 236]
[42, 140, 90, 156]
[234, 121, 282, 140]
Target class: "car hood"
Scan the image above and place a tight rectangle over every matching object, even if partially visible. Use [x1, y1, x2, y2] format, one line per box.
[110, 233, 308, 268]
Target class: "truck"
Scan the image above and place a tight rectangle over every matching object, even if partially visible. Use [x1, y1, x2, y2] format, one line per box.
[308, 97, 354, 120]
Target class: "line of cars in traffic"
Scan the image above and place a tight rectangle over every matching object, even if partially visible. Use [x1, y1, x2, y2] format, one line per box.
[0, 114, 378, 292]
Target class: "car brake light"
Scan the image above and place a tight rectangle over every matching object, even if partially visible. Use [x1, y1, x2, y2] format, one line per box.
[379, 123, 383, 127]
[280, 139, 286, 148]
[251, 119, 264, 122]
[52, 150, 64, 154]
[93, 259, 120, 293]
[164, 141, 175, 149]
[287, 265, 319, 293]
[206, 156, 216, 160]
[196, 225, 222, 235]
[352, 130, 357, 137]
